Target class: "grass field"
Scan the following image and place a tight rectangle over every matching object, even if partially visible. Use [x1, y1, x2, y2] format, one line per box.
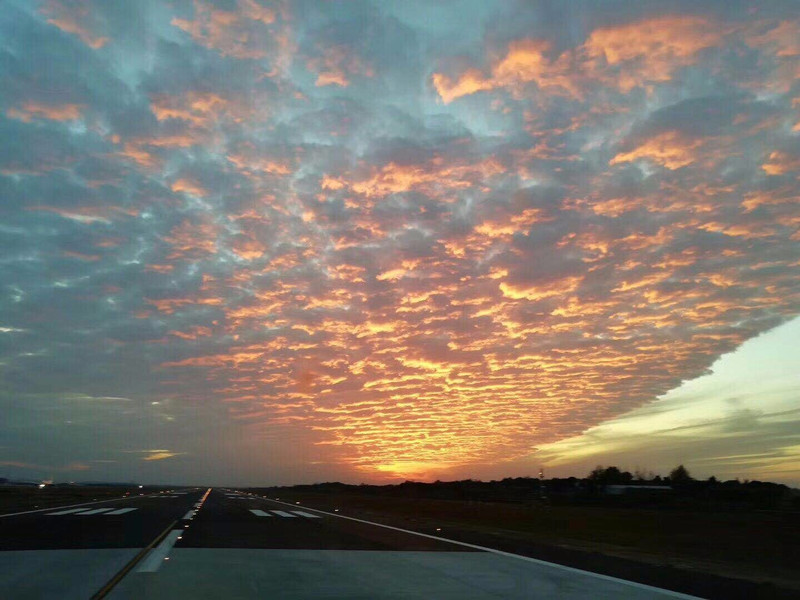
[252, 489, 800, 595]
[0, 484, 163, 513]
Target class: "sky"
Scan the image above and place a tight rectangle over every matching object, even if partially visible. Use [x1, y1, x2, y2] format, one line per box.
[535, 316, 800, 485]
[0, 0, 798, 487]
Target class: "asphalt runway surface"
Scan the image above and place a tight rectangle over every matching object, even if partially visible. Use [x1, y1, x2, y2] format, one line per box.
[0, 488, 699, 599]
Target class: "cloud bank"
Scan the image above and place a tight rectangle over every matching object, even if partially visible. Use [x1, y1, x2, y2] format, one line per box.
[0, 0, 798, 483]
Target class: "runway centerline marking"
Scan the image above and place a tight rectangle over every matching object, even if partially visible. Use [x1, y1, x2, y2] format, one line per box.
[136, 530, 183, 573]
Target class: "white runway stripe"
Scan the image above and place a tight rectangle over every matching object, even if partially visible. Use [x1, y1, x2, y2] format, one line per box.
[181, 510, 196, 520]
[137, 530, 183, 573]
[78, 508, 115, 515]
[270, 510, 296, 517]
[292, 511, 321, 518]
[46, 508, 93, 515]
[105, 508, 138, 515]
[249, 509, 272, 517]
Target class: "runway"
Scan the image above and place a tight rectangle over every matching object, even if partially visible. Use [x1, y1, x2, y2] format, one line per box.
[0, 488, 698, 599]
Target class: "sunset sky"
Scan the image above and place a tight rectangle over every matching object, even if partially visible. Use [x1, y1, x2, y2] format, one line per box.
[1, 0, 798, 487]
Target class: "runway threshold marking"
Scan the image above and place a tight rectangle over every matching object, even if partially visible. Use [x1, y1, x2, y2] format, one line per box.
[46, 507, 95, 515]
[105, 508, 138, 515]
[249, 509, 272, 517]
[137, 530, 183, 573]
[270, 510, 297, 517]
[0, 489, 178, 518]
[292, 510, 321, 518]
[45, 507, 139, 516]
[182, 510, 196, 520]
[260, 497, 700, 600]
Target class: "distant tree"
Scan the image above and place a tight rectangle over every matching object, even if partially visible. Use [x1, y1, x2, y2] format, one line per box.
[587, 466, 633, 486]
[669, 464, 693, 486]
[589, 466, 605, 481]
[604, 466, 623, 484]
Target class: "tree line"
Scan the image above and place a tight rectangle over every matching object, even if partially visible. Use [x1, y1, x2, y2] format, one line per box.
[254, 463, 796, 510]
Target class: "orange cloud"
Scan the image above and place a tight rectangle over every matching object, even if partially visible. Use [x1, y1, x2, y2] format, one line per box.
[762, 150, 800, 176]
[610, 131, 704, 170]
[230, 235, 267, 260]
[475, 208, 546, 238]
[7, 101, 83, 122]
[171, 0, 277, 59]
[41, 0, 108, 49]
[433, 39, 578, 103]
[584, 15, 724, 92]
[147, 296, 223, 314]
[351, 157, 505, 198]
[432, 69, 493, 104]
[168, 182, 797, 478]
[151, 92, 227, 127]
[742, 187, 797, 212]
[434, 15, 725, 103]
[163, 219, 219, 259]
[142, 450, 184, 461]
[307, 44, 374, 87]
[171, 178, 209, 197]
[170, 326, 213, 340]
[115, 129, 208, 169]
[116, 143, 159, 168]
[499, 276, 582, 301]
[227, 154, 291, 176]
[745, 20, 800, 58]
[321, 175, 346, 190]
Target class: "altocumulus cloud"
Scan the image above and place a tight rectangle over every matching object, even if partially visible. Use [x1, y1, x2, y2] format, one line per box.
[0, 0, 798, 484]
